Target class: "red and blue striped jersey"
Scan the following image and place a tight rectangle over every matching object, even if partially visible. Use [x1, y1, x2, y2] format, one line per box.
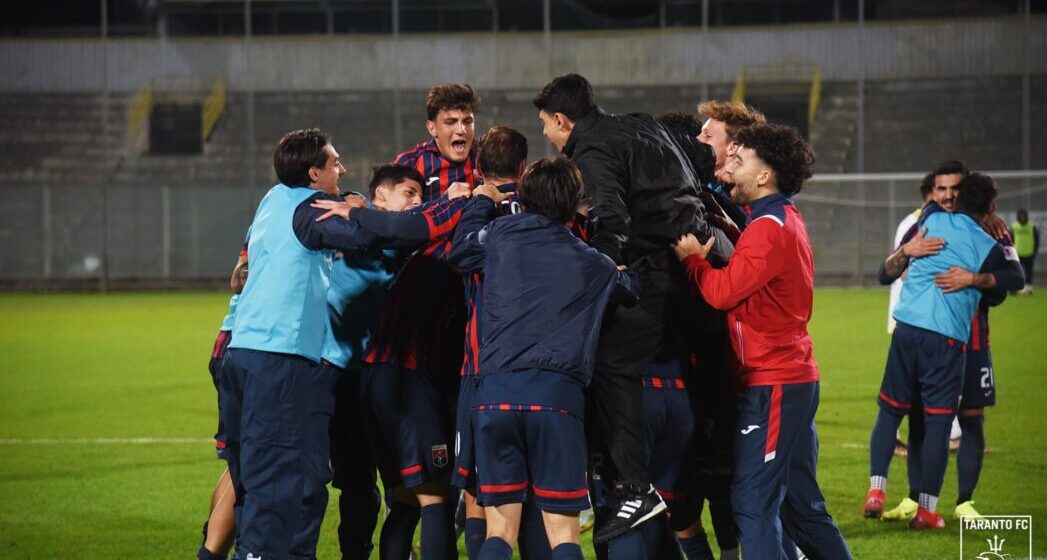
[395, 139, 478, 203]
[362, 196, 471, 371]
[970, 231, 1011, 351]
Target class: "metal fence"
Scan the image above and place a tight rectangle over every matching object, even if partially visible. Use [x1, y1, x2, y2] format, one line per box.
[0, 171, 1044, 287]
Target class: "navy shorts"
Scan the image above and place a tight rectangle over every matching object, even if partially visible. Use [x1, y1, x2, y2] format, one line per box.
[642, 375, 696, 512]
[451, 375, 479, 490]
[961, 348, 996, 409]
[878, 322, 966, 420]
[361, 361, 454, 489]
[208, 330, 232, 459]
[473, 405, 590, 512]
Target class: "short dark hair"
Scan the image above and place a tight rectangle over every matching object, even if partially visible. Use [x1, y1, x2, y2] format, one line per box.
[932, 160, 969, 179]
[518, 156, 583, 223]
[532, 73, 596, 122]
[956, 172, 997, 216]
[919, 172, 934, 199]
[274, 128, 331, 187]
[477, 125, 528, 181]
[733, 123, 815, 197]
[657, 111, 702, 138]
[367, 163, 424, 199]
[426, 83, 481, 121]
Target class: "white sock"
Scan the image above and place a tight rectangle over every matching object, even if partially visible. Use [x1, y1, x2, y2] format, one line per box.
[870, 476, 887, 491]
[950, 417, 962, 440]
[919, 493, 938, 513]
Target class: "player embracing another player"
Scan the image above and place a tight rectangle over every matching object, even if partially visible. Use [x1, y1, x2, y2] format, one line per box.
[673, 123, 853, 560]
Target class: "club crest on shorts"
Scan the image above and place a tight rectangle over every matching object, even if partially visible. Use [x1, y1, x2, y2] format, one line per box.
[431, 444, 449, 468]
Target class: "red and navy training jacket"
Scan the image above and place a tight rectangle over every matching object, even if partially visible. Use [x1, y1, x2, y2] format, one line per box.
[682, 193, 819, 388]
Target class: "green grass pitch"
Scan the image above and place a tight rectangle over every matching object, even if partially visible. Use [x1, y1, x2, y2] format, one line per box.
[0, 289, 1044, 559]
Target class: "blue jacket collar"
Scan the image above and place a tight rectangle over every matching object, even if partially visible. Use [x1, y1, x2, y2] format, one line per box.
[748, 192, 792, 223]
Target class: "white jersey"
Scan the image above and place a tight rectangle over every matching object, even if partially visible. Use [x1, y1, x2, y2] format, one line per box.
[887, 209, 921, 334]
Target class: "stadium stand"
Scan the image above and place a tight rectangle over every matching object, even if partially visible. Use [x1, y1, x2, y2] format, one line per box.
[3, 77, 1042, 189]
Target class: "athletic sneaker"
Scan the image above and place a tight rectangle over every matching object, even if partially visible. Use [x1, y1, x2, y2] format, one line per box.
[909, 507, 946, 530]
[592, 484, 667, 545]
[864, 489, 886, 519]
[954, 500, 984, 520]
[579, 508, 595, 533]
[881, 497, 918, 522]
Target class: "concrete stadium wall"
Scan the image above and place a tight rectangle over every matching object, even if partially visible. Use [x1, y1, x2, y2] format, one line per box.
[1, 16, 1044, 93]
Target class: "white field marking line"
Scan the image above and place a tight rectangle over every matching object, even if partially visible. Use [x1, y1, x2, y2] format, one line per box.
[0, 437, 213, 445]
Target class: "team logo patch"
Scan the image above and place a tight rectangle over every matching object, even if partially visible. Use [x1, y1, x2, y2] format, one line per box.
[431, 444, 449, 468]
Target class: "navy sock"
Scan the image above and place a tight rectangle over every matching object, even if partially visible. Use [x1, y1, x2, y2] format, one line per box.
[379, 502, 420, 560]
[478, 536, 514, 560]
[870, 407, 904, 479]
[920, 416, 953, 500]
[907, 410, 925, 502]
[677, 533, 715, 560]
[551, 543, 584, 560]
[465, 518, 487, 560]
[519, 501, 552, 560]
[957, 415, 986, 504]
[421, 503, 455, 560]
[608, 529, 647, 560]
[196, 544, 226, 560]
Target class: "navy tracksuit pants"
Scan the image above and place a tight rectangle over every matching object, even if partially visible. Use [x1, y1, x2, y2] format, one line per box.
[731, 382, 851, 560]
[219, 348, 339, 559]
[329, 364, 380, 560]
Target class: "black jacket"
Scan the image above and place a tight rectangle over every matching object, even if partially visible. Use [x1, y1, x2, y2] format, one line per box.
[563, 107, 732, 267]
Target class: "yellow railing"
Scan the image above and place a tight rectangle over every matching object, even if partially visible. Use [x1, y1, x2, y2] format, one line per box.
[808, 68, 822, 133]
[125, 80, 154, 149]
[730, 70, 746, 104]
[202, 78, 226, 141]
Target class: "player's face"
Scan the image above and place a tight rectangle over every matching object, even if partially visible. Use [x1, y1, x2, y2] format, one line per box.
[427, 109, 475, 163]
[698, 118, 730, 169]
[539, 110, 572, 152]
[310, 144, 346, 195]
[933, 173, 963, 212]
[727, 146, 771, 205]
[375, 179, 423, 212]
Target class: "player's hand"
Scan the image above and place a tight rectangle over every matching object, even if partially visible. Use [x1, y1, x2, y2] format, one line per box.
[472, 183, 509, 204]
[981, 213, 1009, 241]
[673, 233, 714, 261]
[934, 266, 976, 293]
[714, 146, 741, 184]
[446, 182, 473, 200]
[902, 228, 945, 258]
[311, 195, 364, 221]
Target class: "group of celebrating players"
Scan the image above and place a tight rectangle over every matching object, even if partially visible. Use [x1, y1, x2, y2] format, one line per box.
[192, 72, 1022, 560]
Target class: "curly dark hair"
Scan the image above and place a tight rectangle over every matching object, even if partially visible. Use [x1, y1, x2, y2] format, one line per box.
[733, 123, 815, 197]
